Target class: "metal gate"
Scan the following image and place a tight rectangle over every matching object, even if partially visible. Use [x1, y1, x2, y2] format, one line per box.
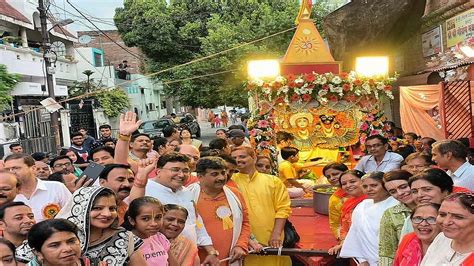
[19, 105, 56, 154]
[440, 81, 473, 140]
[69, 100, 97, 139]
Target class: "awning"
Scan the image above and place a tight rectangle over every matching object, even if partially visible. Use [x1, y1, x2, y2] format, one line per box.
[394, 72, 432, 86]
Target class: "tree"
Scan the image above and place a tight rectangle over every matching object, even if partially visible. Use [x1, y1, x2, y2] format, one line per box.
[0, 64, 21, 110]
[115, 0, 333, 108]
[95, 88, 130, 117]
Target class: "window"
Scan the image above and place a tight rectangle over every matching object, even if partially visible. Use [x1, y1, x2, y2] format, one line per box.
[93, 52, 103, 67]
[51, 41, 66, 56]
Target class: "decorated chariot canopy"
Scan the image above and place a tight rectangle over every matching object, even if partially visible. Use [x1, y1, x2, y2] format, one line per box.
[247, 0, 398, 162]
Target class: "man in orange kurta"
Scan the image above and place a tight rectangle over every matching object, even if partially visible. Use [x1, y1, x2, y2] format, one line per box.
[188, 157, 251, 265]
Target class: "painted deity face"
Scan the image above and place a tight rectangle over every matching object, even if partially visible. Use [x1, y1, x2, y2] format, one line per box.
[296, 117, 309, 129]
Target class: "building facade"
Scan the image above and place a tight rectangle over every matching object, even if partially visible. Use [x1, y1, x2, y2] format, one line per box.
[0, 0, 79, 156]
[75, 30, 167, 125]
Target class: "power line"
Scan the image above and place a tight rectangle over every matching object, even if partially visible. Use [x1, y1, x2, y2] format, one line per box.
[5, 25, 297, 119]
[50, 1, 203, 49]
[162, 69, 237, 85]
[49, 11, 110, 87]
[49, 3, 116, 27]
[65, 0, 143, 61]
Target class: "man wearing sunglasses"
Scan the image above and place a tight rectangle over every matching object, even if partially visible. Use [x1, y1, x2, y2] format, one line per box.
[355, 135, 403, 173]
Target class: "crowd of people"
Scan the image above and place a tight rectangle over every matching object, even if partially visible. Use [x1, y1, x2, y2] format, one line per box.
[0, 111, 472, 266]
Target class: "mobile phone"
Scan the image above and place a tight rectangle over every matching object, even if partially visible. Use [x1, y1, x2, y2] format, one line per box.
[310, 157, 323, 162]
[79, 163, 105, 186]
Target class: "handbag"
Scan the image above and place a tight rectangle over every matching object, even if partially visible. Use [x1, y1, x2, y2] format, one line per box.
[283, 220, 300, 248]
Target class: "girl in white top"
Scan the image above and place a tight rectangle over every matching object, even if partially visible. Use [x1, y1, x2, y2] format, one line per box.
[421, 192, 474, 265]
[340, 172, 398, 266]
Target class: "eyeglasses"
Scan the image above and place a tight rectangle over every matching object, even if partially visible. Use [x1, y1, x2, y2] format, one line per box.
[411, 216, 437, 225]
[53, 162, 72, 168]
[161, 167, 191, 174]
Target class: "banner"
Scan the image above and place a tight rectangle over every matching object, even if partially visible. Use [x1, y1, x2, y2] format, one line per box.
[446, 8, 473, 47]
[422, 26, 443, 57]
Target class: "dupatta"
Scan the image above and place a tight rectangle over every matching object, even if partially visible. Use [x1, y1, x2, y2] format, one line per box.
[56, 187, 141, 266]
[393, 232, 422, 266]
[170, 235, 200, 266]
[56, 186, 115, 252]
[187, 183, 244, 266]
[339, 194, 367, 239]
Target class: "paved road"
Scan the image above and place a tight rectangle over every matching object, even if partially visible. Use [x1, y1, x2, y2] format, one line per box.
[197, 121, 226, 146]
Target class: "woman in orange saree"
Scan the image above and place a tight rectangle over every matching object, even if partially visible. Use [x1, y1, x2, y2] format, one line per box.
[161, 204, 200, 266]
[328, 170, 366, 255]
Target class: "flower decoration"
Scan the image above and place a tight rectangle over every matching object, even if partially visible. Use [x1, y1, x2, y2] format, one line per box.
[359, 109, 387, 144]
[302, 94, 312, 102]
[290, 94, 300, 102]
[247, 71, 398, 108]
[257, 120, 269, 128]
[43, 203, 61, 219]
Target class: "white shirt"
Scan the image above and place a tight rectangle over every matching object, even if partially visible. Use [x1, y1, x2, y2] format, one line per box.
[421, 233, 472, 265]
[14, 179, 72, 222]
[144, 180, 212, 246]
[340, 197, 398, 265]
[355, 151, 403, 173]
[447, 161, 474, 191]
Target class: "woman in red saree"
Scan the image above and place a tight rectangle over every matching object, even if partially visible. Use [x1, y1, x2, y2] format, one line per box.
[328, 170, 367, 255]
[393, 203, 441, 266]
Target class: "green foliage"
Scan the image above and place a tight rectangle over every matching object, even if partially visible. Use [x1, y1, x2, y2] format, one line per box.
[69, 71, 129, 117]
[0, 64, 21, 110]
[68, 70, 98, 97]
[95, 88, 130, 117]
[115, 0, 333, 108]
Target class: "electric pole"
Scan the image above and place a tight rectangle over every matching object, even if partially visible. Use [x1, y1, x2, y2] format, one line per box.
[38, 0, 62, 152]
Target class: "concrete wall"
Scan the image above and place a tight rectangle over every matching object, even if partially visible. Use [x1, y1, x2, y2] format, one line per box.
[76, 30, 143, 74]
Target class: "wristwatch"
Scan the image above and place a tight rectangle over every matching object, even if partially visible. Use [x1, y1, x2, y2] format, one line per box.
[208, 250, 220, 256]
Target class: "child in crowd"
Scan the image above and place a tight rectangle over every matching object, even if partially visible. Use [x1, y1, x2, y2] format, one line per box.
[123, 196, 175, 265]
[278, 147, 324, 198]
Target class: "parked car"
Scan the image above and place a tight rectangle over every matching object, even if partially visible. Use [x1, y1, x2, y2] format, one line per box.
[138, 119, 175, 138]
[176, 113, 201, 138]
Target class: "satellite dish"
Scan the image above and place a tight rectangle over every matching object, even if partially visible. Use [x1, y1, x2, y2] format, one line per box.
[78, 35, 92, 44]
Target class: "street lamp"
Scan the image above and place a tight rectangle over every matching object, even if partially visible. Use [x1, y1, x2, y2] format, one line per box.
[355, 56, 389, 77]
[48, 18, 74, 32]
[247, 60, 280, 79]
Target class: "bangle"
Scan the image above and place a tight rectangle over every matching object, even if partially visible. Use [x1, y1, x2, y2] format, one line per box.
[118, 134, 131, 141]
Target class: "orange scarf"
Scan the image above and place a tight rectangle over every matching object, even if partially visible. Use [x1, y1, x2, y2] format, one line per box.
[339, 194, 367, 239]
[341, 194, 367, 215]
[333, 188, 347, 198]
[170, 236, 200, 266]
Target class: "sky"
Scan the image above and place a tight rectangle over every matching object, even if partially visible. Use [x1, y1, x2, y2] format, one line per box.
[51, 0, 124, 32]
